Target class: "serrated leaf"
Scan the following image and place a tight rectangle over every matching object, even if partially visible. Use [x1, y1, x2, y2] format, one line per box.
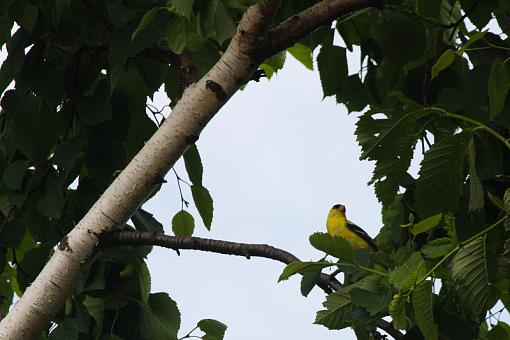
[132, 209, 164, 233]
[412, 280, 438, 340]
[488, 322, 510, 340]
[488, 191, 505, 211]
[411, 213, 442, 236]
[3, 160, 28, 190]
[183, 144, 203, 185]
[140, 293, 180, 340]
[138, 261, 151, 303]
[458, 31, 487, 54]
[191, 185, 213, 229]
[504, 188, 510, 214]
[416, 132, 472, 218]
[288, 43, 313, 70]
[467, 139, 484, 212]
[167, 15, 187, 54]
[260, 52, 286, 79]
[309, 232, 353, 261]
[389, 293, 408, 329]
[488, 58, 510, 119]
[317, 45, 347, 97]
[198, 319, 227, 340]
[301, 269, 322, 297]
[213, 1, 236, 44]
[315, 275, 379, 329]
[349, 287, 392, 316]
[169, 0, 194, 19]
[356, 109, 431, 205]
[83, 295, 104, 329]
[452, 236, 489, 318]
[421, 238, 454, 259]
[315, 291, 352, 329]
[389, 252, 426, 291]
[278, 261, 334, 282]
[431, 49, 455, 79]
[133, 7, 165, 40]
[172, 210, 195, 236]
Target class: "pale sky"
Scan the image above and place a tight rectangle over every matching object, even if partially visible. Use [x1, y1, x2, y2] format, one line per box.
[145, 55, 382, 339]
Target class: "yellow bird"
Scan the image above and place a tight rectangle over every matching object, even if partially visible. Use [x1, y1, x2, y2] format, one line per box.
[326, 204, 378, 251]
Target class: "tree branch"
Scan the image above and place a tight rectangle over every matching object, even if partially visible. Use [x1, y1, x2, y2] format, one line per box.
[102, 230, 402, 339]
[265, 0, 381, 57]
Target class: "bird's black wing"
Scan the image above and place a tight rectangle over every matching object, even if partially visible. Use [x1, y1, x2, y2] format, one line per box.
[346, 221, 378, 251]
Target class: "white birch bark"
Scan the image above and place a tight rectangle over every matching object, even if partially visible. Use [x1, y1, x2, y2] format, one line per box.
[0, 4, 273, 339]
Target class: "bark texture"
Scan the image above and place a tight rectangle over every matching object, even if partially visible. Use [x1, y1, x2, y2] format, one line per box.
[104, 230, 402, 338]
[0, 0, 381, 338]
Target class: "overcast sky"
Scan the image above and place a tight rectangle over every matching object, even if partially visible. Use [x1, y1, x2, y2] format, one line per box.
[145, 54, 384, 339]
[0, 37, 382, 338]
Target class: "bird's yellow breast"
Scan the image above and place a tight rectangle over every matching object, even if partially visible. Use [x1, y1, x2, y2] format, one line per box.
[326, 210, 371, 249]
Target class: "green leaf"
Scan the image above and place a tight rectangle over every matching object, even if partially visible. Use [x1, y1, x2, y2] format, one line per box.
[49, 318, 79, 340]
[37, 184, 65, 219]
[198, 319, 227, 340]
[389, 293, 408, 329]
[467, 139, 484, 212]
[6, 95, 58, 163]
[421, 238, 454, 259]
[53, 135, 86, 171]
[288, 43, 313, 70]
[412, 280, 438, 340]
[169, 0, 194, 19]
[278, 261, 334, 282]
[140, 293, 181, 340]
[133, 7, 165, 39]
[83, 295, 104, 329]
[132, 209, 164, 233]
[166, 15, 187, 54]
[488, 191, 505, 211]
[349, 287, 392, 316]
[213, 1, 236, 44]
[411, 213, 442, 236]
[488, 58, 510, 119]
[416, 132, 472, 218]
[309, 232, 353, 261]
[389, 252, 426, 291]
[458, 31, 487, 54]
[315, 291, 352, 329]
[452, 236, 489, 318]
[315, 275, 379, 329]
[9, 2, 38, 32]
[191, 185, 213, 229]
[317, 45, 347, 97]
[261, 52, 286, 79]
[3, 160, 28, 190]
[488, 322, 510, 340]
[431, 49, 456, 80]
[183, 144, 203, 185]
[504, 188, 510, 214]
[301, 269, 322, 297]
[172, 210, 195, 236]
[137, 261, 151, 303]
[197, 0, 218, 38]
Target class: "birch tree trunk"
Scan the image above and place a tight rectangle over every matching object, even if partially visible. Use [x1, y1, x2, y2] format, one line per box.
[0, 0, 378, 338]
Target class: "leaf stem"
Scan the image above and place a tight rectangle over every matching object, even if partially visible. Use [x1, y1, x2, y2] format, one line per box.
[460, 215, 508, 246]
[415, 215, 508, 286]
[338, 262, 389, 277]
[431, 108, 510, 151]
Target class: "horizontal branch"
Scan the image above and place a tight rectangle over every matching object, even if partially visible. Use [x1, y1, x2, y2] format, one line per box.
[266, 0, 381, 57]
[103, 230, 402, 339]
